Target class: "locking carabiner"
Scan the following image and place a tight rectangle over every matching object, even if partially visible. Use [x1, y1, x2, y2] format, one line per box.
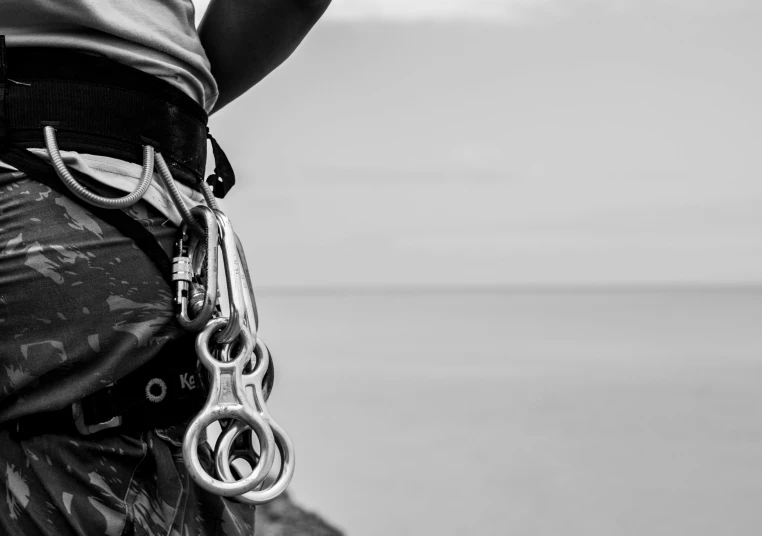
[173, 205, 219, 331]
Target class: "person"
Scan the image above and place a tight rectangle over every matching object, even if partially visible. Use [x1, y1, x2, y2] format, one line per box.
[0, 0, 330, 534]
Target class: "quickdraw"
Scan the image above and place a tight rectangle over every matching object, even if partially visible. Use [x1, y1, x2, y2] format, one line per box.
[44, 126, 294, 503]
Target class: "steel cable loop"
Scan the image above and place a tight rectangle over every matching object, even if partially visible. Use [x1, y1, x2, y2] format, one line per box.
[43, 126, 155, 209]
[154, 152, 206, 237]
[198, 179, 220, 211]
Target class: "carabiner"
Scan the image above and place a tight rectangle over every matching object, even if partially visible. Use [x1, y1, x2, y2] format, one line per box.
[173, 205, 219, 331]
[214, 339, 295, 504]
[234, 232, 258, 338]
[213, 210, 246, 344]
[232, 233, 276, 399]
[182, 317, 276, 497]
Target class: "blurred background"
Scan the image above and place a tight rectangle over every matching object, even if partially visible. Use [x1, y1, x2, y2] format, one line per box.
[196, 1, 762, 534]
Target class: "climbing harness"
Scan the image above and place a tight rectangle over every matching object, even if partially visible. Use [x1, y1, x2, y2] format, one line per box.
[50, 123, 293, 502]
[0, 41, 294, 503]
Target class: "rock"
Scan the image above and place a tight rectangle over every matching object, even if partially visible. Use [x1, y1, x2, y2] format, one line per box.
[255, 492, 344, 536]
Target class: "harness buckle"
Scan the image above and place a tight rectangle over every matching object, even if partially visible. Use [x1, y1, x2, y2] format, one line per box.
[71, 400, 123, 436]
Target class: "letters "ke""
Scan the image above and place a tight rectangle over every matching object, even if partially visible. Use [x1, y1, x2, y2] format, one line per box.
[180, 373, 196, 390]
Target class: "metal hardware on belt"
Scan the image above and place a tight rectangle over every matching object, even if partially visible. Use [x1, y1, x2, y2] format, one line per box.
[182, 317, 276, 496]
[213, 339, 295, 504]
[72, 399, 123, 436]
[39, 125, 295, 504]
[173, 205, 219, 332]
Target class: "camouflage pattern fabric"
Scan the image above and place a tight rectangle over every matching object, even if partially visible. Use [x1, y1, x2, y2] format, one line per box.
[0, 170, 257, 535]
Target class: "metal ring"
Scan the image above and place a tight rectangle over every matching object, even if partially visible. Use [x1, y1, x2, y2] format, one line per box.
[44, 126, 154, 209]
[214, 339, 295, 503]
[214, 412, 294, 504]
[182, 318, 276, 497]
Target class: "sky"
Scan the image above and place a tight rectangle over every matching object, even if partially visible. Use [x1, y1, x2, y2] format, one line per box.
[194, 0, 762, 287]
[196, 0, 761, 23]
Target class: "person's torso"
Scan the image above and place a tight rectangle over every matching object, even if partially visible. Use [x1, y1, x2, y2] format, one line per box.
[0, 0, 218, 112]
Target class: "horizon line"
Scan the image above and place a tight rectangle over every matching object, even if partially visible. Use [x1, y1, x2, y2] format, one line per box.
[253, 282, 762, 297]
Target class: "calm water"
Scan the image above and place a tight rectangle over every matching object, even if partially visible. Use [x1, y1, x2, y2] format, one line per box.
[254, 288, 762, 536]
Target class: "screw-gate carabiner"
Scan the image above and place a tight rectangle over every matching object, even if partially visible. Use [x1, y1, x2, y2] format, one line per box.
[173, 205, 219, 331]
[182, 317, 276, 497]
[214, 339, 295, 504]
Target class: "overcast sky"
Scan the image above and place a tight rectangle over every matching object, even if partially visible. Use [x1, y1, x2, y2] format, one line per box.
[197, 0, 760, 23]
[194, 0, 762, 287]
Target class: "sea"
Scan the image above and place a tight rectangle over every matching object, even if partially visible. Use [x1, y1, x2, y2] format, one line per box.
[252, 287, 762, 536]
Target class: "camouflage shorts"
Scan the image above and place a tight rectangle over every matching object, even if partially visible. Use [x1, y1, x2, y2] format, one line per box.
[0, 170, 256, 535]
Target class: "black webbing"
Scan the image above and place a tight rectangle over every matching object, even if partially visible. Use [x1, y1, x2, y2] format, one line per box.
[0, 36, 7, 150]
[206, 131, 236, 198]
[0, 45, 227, 192]
[9, 334, 208, 438]
[0, 146, 173, 284]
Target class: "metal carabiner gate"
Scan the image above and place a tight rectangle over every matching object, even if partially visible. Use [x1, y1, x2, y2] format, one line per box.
[213, 210, 246, 344]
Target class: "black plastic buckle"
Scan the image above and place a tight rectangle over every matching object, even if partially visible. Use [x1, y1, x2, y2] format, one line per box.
[71, 385, 123, 435]
[72, 402, 122, 435]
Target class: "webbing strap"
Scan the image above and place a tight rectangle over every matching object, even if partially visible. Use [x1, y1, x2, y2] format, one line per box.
[206, 132, 236, 198]
[9, 334, 208, 438]
[0, 36, 7, 150]
[1, 45, 220, 191]
[0, 146, 173, 284]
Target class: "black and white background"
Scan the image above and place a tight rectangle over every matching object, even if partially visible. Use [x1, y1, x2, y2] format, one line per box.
[196, 1, 762, 534]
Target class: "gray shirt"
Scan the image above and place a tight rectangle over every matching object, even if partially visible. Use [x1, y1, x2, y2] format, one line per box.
[0, 0, 218, 112]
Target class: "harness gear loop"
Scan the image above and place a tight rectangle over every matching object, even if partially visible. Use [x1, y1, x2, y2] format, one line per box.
[154, 151, 207, 237]
[44, 126, 155, 209]
[199, 178, 220, 211]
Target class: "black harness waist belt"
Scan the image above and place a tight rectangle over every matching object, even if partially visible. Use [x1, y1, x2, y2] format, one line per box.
[1, 46, 209, 189]
[8, 335, 209, 438]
